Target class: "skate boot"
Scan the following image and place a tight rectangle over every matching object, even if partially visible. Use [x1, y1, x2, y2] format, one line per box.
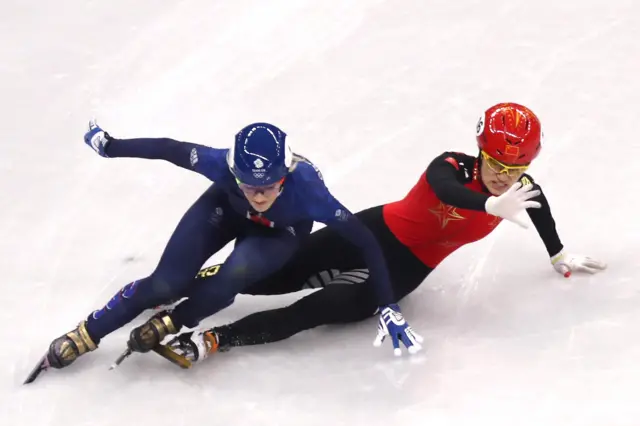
[47, 320, 98, 369]
[165, 330, 220, 363]
[128, 312, 177, 353]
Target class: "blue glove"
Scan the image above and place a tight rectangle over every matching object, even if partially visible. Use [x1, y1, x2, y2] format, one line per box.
[84, 119, 111, 157]
[373, 304, 423, 356]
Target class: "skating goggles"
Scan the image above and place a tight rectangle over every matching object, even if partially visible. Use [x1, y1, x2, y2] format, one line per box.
[235, 177, 284, 196]
[480, 151, 529, 177]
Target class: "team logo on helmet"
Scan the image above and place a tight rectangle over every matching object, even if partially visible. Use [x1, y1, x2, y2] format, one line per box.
[253, 158, 264, 168]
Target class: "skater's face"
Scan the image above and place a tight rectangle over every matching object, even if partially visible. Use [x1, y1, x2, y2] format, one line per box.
[479, 151, 529, 195]
[237, 178, 284, 212]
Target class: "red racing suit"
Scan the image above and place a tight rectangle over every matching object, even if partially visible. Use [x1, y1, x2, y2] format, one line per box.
[383, 151, 563, 268]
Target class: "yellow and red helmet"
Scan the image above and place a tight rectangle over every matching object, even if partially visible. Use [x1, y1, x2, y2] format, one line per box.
[476, 103, 542, 165]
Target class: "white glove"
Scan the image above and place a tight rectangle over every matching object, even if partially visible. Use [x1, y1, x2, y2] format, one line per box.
[484, 182, 541, 228]
[551, 251, 607, 277]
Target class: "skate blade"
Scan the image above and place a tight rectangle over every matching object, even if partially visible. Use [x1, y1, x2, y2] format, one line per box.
[152, 345, 192, 369]
[23, 354, 50, 385]
[109, 347, 133, 370]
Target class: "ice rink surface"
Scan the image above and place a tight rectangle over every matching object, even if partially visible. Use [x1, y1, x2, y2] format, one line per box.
[1, 1, 638, 425]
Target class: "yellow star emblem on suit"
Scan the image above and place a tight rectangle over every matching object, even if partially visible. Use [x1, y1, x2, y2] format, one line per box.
[429, 202, 465, 229]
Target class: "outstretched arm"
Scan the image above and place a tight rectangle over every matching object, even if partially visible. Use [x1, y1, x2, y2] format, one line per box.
[106, 136, 207, 172]
[85, 120, 226, 179]
[522, 177, 564, 257]
[524, 176, 606, 276]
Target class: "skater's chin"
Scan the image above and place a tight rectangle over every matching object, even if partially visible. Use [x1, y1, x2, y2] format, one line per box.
[250, 200, 274, 212]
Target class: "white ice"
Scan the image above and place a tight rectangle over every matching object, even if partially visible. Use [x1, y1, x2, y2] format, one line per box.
[1, 1, 639, 425]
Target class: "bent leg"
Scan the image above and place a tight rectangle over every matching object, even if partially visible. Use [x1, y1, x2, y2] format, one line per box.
[85, 185, 237, 342]
[170, 227, 302, 328]
[212, 260, 434, 348]
[213, 281, 379, 347]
